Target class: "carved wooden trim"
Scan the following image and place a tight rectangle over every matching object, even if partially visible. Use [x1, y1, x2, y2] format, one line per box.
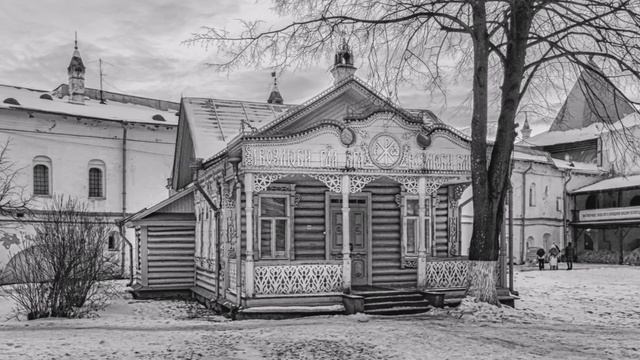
[254, 173, 285, 193]
[388, 175, 419, 194]
[308, 174, 342, 193]
[350, 175, 377, 193]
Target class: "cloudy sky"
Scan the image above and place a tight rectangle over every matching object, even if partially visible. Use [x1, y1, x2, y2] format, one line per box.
[0, 0, 557, 134]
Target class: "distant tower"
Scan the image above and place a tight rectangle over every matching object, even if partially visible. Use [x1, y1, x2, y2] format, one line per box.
[267, 72, 284, 104]
[67, 33, 86, 105]
[521, 118, 532, 140]
[330, 38, 357, 84]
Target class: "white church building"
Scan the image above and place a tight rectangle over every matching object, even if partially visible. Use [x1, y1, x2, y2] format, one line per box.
[0, 41, 179, 283]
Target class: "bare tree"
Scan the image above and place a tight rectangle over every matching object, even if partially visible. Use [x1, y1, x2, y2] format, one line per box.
[188, 0, 640, 304]
[8, 197, 118, 319]
[0, 140, 31, 218]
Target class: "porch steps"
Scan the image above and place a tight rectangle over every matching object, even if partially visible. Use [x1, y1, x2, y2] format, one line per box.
[354, 290, 433, 315]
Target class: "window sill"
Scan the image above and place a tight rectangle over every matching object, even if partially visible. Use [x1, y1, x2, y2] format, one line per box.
[33, 194, 52, 198]
[88, 197, 106, 201]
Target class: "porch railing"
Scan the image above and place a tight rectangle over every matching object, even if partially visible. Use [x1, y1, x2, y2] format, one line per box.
[253, 261, 343, 296]
[425, 258, 504, 289]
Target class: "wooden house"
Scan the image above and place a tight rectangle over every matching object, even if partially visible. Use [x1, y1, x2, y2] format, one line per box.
[125, 187, 196, 298]
[137, 44, 512, 316]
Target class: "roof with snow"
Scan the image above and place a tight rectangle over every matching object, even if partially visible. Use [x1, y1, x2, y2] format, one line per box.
[181, 97, 295, 160]
[0, 84, 179, 126]
[523, 112, 640, 147]
[572, 174, 640, 193]
[549, 61, 636, 132]
[180, 77, 442, 160]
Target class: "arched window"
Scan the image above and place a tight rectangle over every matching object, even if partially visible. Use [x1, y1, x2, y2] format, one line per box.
[32, 156, 52, 196]
[630, 195, 640, 207]
[88, 160, 105, 198]
[529, 183, 536, 207]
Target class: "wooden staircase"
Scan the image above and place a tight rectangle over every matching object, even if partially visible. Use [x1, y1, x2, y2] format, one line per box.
[354, 289, 433, 315]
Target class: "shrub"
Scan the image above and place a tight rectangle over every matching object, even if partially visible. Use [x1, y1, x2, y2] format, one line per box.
[7, 196, 118, 319]
[577, 250, 619, 264]
[623, 247, 640, 266]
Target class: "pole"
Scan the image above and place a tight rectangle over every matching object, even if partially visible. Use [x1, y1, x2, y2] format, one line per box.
[508, 184, 515, 294]
[99, 59, 105, 104]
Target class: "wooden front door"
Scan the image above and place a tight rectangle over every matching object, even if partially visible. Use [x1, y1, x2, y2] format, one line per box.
[327, 195, 370, 286]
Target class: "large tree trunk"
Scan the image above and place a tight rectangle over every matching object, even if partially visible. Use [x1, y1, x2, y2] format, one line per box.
[467, 0, 532, 304]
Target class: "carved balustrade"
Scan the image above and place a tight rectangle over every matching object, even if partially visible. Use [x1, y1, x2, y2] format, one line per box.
[425, 258, 504, 289]
[253, 261, 343, 296]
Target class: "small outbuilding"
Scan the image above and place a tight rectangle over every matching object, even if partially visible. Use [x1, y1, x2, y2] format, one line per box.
[125, 187, 196, 298]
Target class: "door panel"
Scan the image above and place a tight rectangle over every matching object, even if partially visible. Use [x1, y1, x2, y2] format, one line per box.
[328, 197, 369, 286]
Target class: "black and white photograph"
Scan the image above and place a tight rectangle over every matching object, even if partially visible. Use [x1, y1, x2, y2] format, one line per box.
[0, 1, 639, 359]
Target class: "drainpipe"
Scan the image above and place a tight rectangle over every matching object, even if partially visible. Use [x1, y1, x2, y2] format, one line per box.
[121, 125, 128, 275]
[508, 183, 516, 295]
[520, 163, 534, 264]
[562, 170, 573, 249]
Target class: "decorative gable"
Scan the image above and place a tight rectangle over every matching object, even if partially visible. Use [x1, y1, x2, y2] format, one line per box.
[243, 112, 470, 174]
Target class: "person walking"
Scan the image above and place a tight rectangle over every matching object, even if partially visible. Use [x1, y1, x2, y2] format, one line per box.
[536, 248, 545, 270]
[565, 242, 574, 270]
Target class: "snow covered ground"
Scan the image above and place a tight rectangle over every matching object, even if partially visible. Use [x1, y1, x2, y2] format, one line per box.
[1, 265, 639, 359]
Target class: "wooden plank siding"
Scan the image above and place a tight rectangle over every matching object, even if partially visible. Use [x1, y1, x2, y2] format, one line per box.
[367, 181, 417, 288]
[293, 182, 326, 260]
[434, 187, 450, 257]
[146, 226, 195, 289]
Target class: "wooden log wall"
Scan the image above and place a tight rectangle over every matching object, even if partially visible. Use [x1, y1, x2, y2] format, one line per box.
[146, 226, 195, 289]
[134, 227, 142, 283]
[367, 181, 417, 288]
[293, 181, 326, 260]
[433, 187, 450, 257]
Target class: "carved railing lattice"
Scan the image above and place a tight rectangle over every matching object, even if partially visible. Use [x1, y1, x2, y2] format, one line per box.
[425, 260, 469, 288]
[254, 264, 343, 295]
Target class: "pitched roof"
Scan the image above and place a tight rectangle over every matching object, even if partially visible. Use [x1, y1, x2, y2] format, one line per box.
[0, 84, 179, 125]
[181, 97, 295, 159]
[572, 174, 640, 193]
[524, 112, 640, 147]
[180, 77, 442, 160]
[549, 62, 636, 132]
[124, 186, 195, 226]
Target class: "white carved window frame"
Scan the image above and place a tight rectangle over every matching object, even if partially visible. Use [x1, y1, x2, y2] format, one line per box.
[400, 192, 431, 267]
[256, 187, 296, 260]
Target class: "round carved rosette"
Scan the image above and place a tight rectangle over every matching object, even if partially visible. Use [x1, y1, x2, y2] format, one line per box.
[369, 133, 402, 169]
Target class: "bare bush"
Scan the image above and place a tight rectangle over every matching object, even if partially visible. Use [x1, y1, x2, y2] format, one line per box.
[7, 196, 119, 319]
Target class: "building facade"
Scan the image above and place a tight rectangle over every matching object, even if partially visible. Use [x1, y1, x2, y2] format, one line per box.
[130, 45, 516, 316]
[0, 42, 178, 282]
[523, 62, 640, 264]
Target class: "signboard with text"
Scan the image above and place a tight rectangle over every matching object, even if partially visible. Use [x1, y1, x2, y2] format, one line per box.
[578, 206, 640, 222]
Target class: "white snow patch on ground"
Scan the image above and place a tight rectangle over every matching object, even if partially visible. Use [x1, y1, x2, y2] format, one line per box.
[0, 266, 639, 359]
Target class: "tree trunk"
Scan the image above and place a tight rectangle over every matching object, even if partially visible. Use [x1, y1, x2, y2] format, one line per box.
[467, 0, 533, 304]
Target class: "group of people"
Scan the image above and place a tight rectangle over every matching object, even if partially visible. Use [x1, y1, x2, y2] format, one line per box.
[536, 242, 574, 270]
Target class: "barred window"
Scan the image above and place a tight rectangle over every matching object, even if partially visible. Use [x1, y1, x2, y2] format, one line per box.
[33, 164, 49, 195]
[89, 168, 103, 198]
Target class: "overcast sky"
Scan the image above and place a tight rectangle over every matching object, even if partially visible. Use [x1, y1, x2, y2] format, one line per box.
[0, 0, 557, 134]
